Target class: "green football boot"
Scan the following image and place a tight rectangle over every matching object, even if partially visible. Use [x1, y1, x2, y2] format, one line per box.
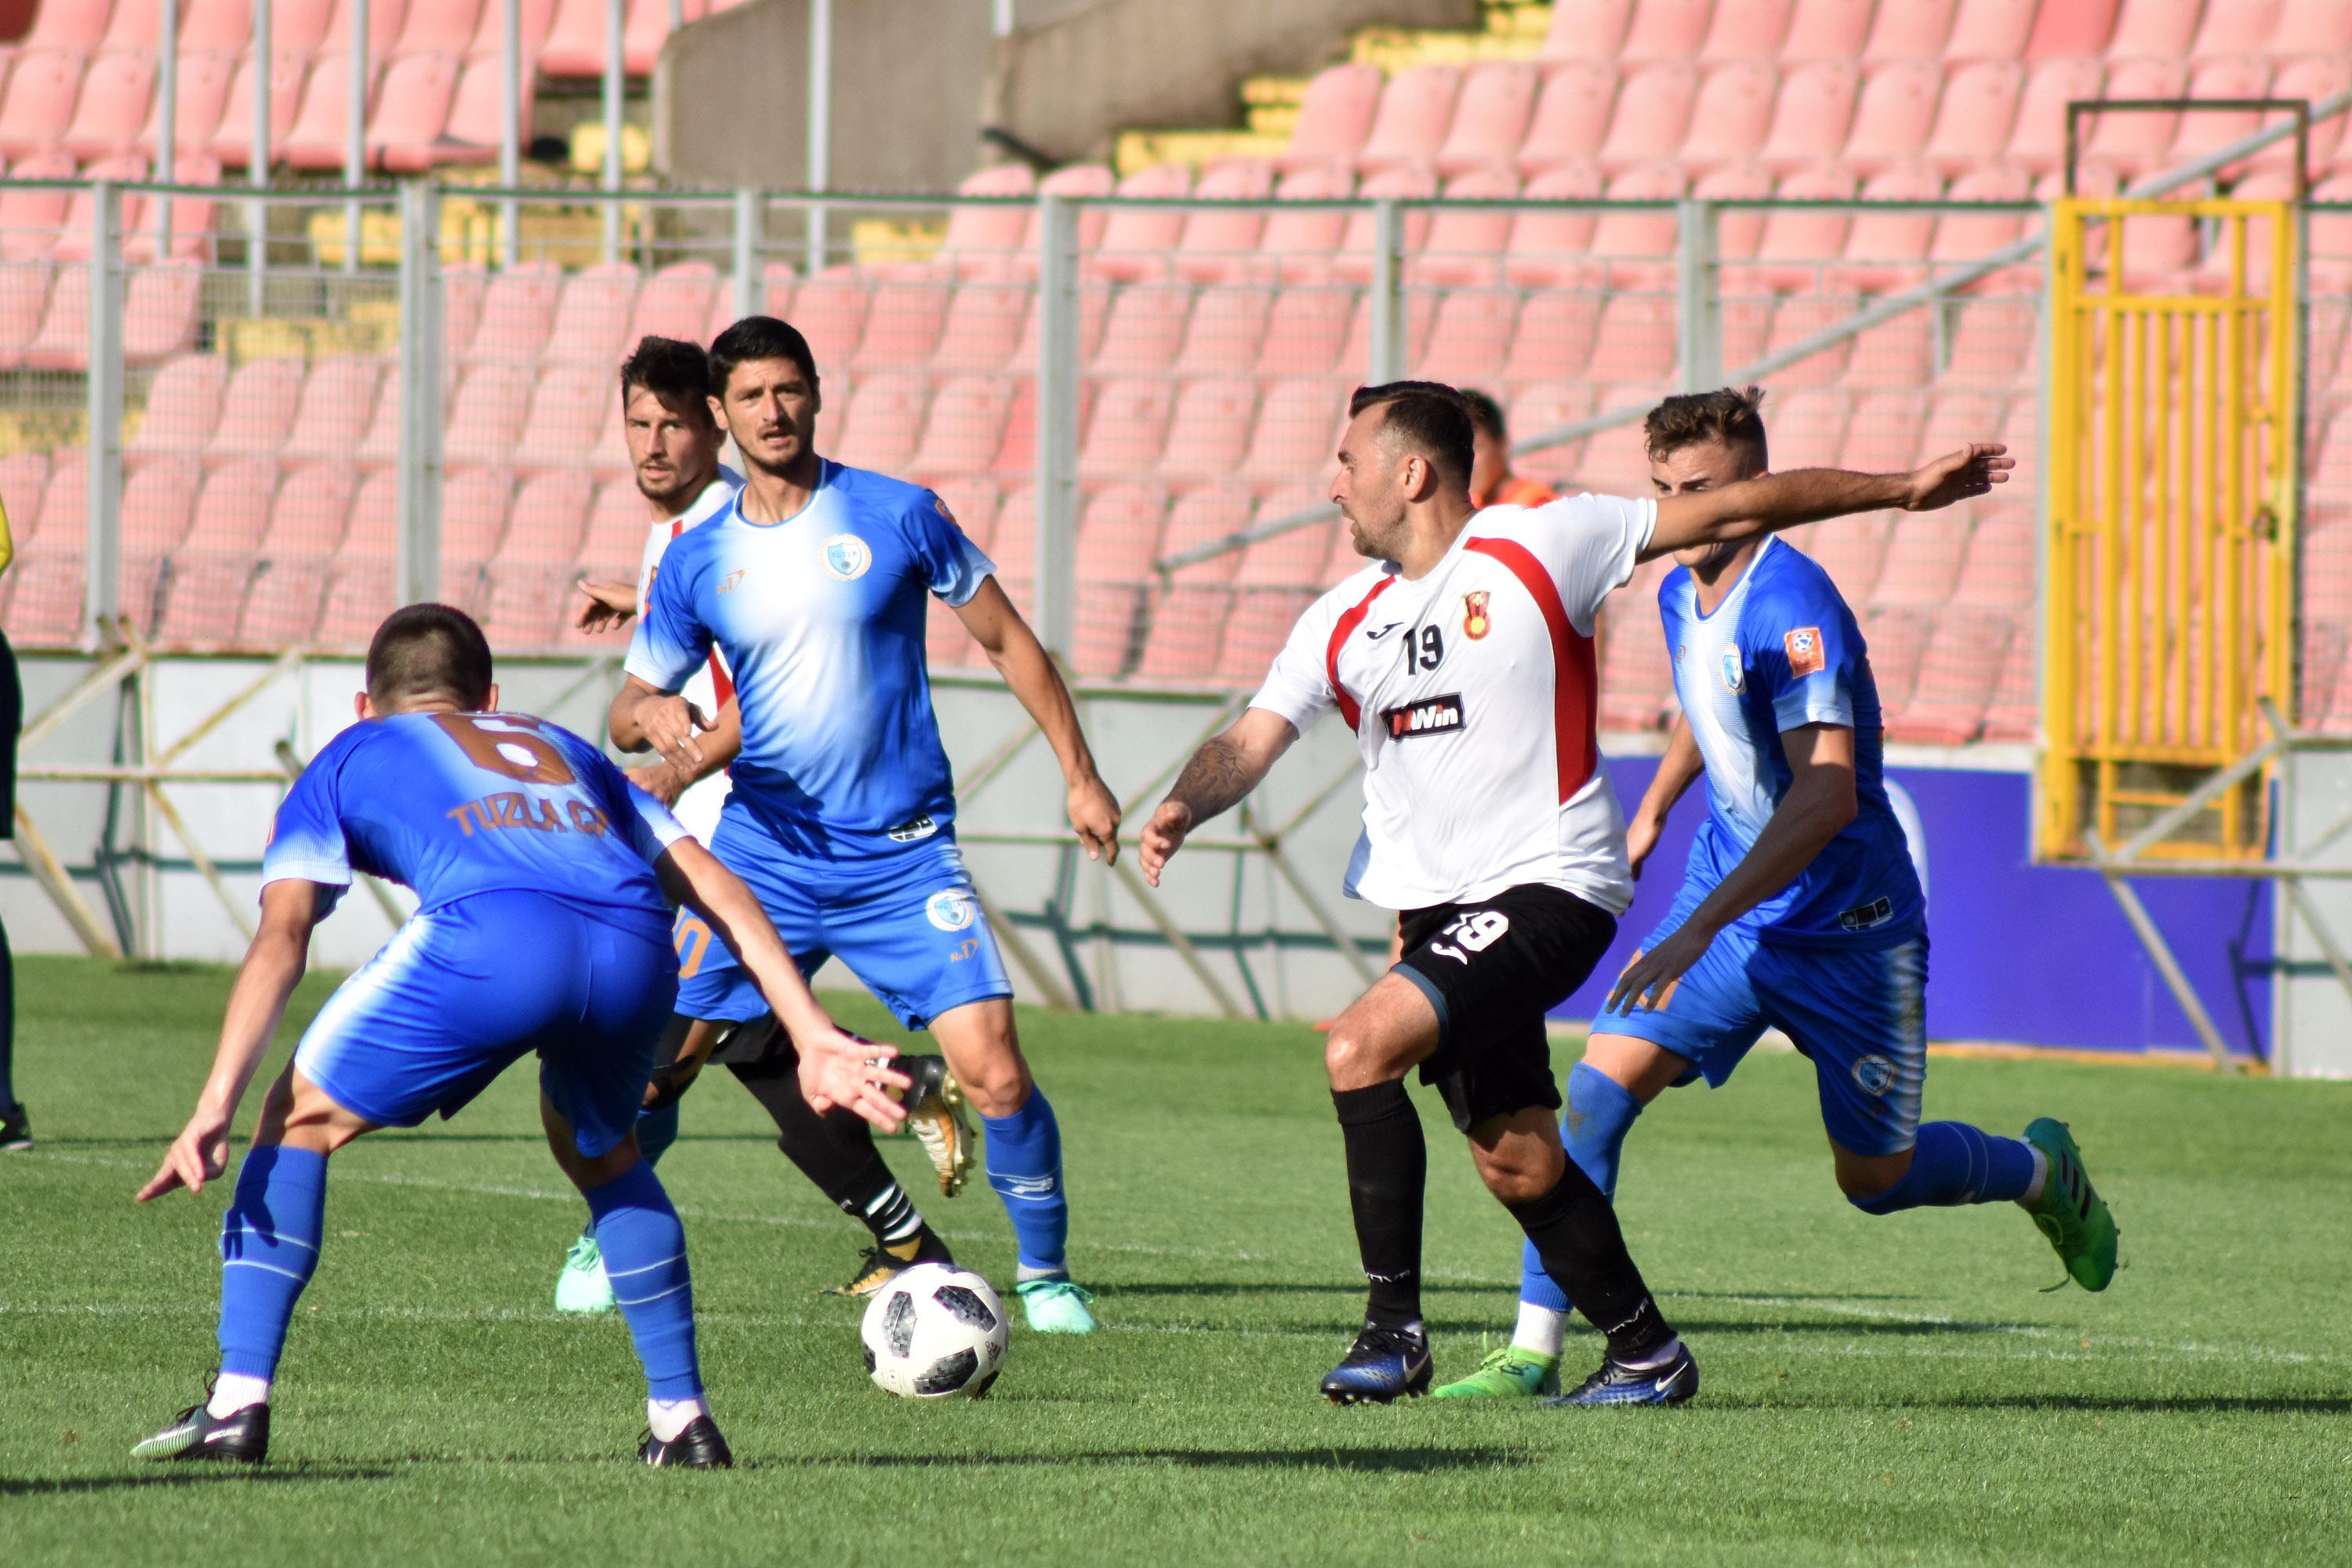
[1014, 1278, 1097, 1334]
[2022, 1117, 2119, 1291]
[554, 1232, 616, 1315]
[1432, 1341, 1562, 1399]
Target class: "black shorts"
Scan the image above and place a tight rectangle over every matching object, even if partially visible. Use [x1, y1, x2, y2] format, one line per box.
[1393, 884, 1619, 1133]
[642, 1011, 786, 1107]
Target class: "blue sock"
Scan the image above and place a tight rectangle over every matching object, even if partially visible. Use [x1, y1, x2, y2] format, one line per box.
[636, 1102, 680, 1168]
[982, 1088, 1069, 1279]
[1519, 1062, 1643, 1312]
[584, 1161, 702, 1400]
[1849, 1121, 2039, 1215]
[216, 1144, 328, 1381]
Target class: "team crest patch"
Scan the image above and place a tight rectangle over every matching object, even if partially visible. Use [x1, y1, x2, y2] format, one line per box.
[933, 494, 956, 524]
[1719, 645, 1744, 693]
[925, 889, 977, 932]
[1461, 590, 1491, 640]
[822, 533, 873, 580]
[1851, 1054, 1898, 1097]
[1785, 626, 1826, 677]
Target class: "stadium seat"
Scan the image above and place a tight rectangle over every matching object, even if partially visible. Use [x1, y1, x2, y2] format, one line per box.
[1854, 605, 1932, 710]
[1503, 162, 1606, 288]
[543, 262, 640, 369]
[430, 49, 532, 166]
[539, 0, 619, 78]
[27, 448, 85, 556]
[1540, 0, 1635, 60]
[202, 355, 308, 465]
[1078, 377, 1173, 481]
[1503, 383, 1595, 486]
[1155, 377, 1257, 485]
[464, 0, 557, 58]
[788, 270, 869, 369]
[1596, 61, 1697, 174]
[1170, 285, 1272, 378]
[1794, 514, 1889, 600]
[331, 358, 392, 467]
[906, 374, 1010, 484]
[1587, 162, 1684, 290]
[209, 49, 307, 167]
[1922, 61, 2024, 176]
[1076, 479, 1165, 583]
[1755, 60, 1859, 173]
[1680, 61, 1778, 174]
[1846, 309, 1934, 389]
[1918, 387, 2010, 457]
[24, 1, 114, 52]
[1952, 510, 2034, 607]
[1779, 0, 1876, 59]
[1694, 162, 1776, 265]
[1928, 167, 2037, 287]
[1336, 285, 1436, 373]
[48, 151, 151, 263]
[494, 469, 591, 568]
[2270, 0, 2352, 56]
[1756, 295, 1856, 389]
[279, 356, 383, 466]
[2168, 58, 2274, 176]
[120, 456, 202, 631]
[1357, 64, 1458, 175]
[1619, 0, 1716, 60]
[1155, 481, 1253, 584]
[625, 260, 717, 346]
[1276, 63, 1384, 174]
[463, 260, 564, 366]
[1215, 590, 1318, 681]
[0, 149, 79, 259]
[1236, 492, 1334, 588]
[283, 51, 385, 170]
[442, 464, 511, 584]
[20, 260, 90, 369]
[0, 258, 51, 361]
[931, 281, 1029, 373]
[2105, 0, 2205, 57]
[1860, 0, 1956, 60]
[1170, 158, 1276, 286]
[1415, 288, 1520, 388]
[511, 365, 611, 472]
[1841, 61, 1942, 175]
[1700, 0, 1791, 57]
[1515, 60, 1616, 176]
[1502, 292, 1602, 386]
[928, 475, 997, 551]
[1825, 164, 1947, 292]
[2021, 0, 2116, 55]
[443, 364, 534, 468]
[833, 372, 927, 475]
[1598, 561, 1675, 729]
[323, 0, 413, 54]
[1435, 60, 1539, 178]
[1584, 294, 1679, 385]
[366, 50, 463, 171]
[396, 0, 487, 53]
[988, 484, 1034, 598]
[1240, 379, 1341, 490]
[1769, 387, 1852, 469]
[2254, 57, 2351, 176]
[1886, 605, 2013, 744]
[2083, 59, 2190, 178]
[129, 353, 230, 460]
[0, 450, 49, 543]
[1250, 285, 1351, 382]
[1090, 283, 1191, 376]
[621, 0, 695, 75]
[1835, 389, 1926, 473]
[1944, 0, 2040, 59]
[1736, 165, 1864, 297]
[2191, 169, 2299, 294]
[1091, 162, 1192, 284]
[989, 377, 1042, 477]
[0, 49, 87, 161]
[1327, 165, 1437, 286]
[260, 460, 358, 564]
[1022, 162, 1116, 263]
[139, 49, 237, 157]
[1252, 162, 1355, 285]
[937, 164, 1034, 280]
[1408, 166, 1520, 289]
[61, 49, 155, 161]
[1871, 515, 1974, 608]
[158, 456, 280, 643]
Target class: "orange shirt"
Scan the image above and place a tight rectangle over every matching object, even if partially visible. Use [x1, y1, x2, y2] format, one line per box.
[1479, 474, 1558, 509]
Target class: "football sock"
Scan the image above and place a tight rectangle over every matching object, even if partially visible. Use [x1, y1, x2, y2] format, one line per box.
[982, 1088, 1069, 1279]
[584, 1161, 702, 1401]
[728, 1053, 930, 1248]
[1504, 1163, 1675, 1363]
[1848, 1121, 2040, 1216]
[1517, 1062, 1643, 1316]
[1330, 1080, 1426, 1330]
[1513, 1298, 1567, 1359]
[207, 1371, 270, 1417]
[0, 914, 14, 1109]
[215, 1144, 328, 1388]
[647, 1394, 710, 1443]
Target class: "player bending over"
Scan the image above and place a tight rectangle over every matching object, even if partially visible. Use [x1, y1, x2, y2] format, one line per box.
[132, 605, 907, 1468]
[612, 316, 1122, 1332]
[1142, 382, 2010, 1406]
[556, 335, 976, 1314]
[1436, 388, 2115, 1400]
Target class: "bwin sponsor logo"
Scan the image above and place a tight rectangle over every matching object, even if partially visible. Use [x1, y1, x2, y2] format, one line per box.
[1381, 692, 1465, 740]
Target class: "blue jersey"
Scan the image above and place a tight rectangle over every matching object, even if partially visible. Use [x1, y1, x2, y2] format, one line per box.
[623, 459, 996, 861]
[1659, 535, 1922, 948]
[263, 710, 688, 938]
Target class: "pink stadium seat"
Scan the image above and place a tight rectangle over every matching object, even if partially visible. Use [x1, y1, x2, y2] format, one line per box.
[262, 461, 358, 559]
[367, 49, 463, 171]
[1929, 166, 2036, 279]
[324, 0, 412, 54]
[1503, 292, 1602, 385]
[1253, 288, 1351, 379]
[463, 260, 563, 365]
[129, 353, 229, 460]
[988, 376, 1053, 478]
[397, 0, 486, 53]
[2105, 0, 2205, 56]
[1337, 285, 1436, 372]
[1091, 162, 1192, 284]
[1327, 165, 1437, 285]
[140, 50, 236, 156]
[1235, 493, 1335, 587]
[1619, 0, 1715, 60]
[440, 468, 510, 610]
[1358, 64, 1458, 175]
[1172, 285, 1272, 378]
[1945, 296, 2039, 387]
[938, 164, 1033, 279]
[280, 357, 383, 466]
[1846, 310, 1934, 388]
[1871, 515, 1973, 608]
[29, 447, 85, 551]
[575, 475, 648, 575]
[2168, 58, 2274, 176]
[1596, 62, 1697, 174]
[1253, 163, 1355, 285]
[1587, 162, 1684, 290]
[907, 375, 1009, 483]
[1079, 377, 1173, 481]
[1155, 482, 1253, 584]
[1794, 514, 1889, 599]
[1579, 401, 1669, 492]
[0, 450, 49, 543]
[1836, 390, 1926, 473]
[1701, 0, 1791, 56]
[441, 260, 488, 357]
[20, 261, 89, 369]
[1768, 387, 1851, 469]
[95, 0, 160, 54]
[1076, 481, 1167, 583]
[2192, 169, 2298, 293]
[1277, 64, 1385, 173]
[851, 277, 951, 373]
[1435, 60, 1538, 178]
[495, 470, 590, 565]
[1091, 283, 1191, 376]
[465, 0, 557, 59]
[0, 259, 51, 361]
[1212, 588, 1313, 684]
[209, 50, 307, 167]
[1922, 61, 2024, 176]
[1540, 0, 1635, 60]
[1756, 295, 1855, 389]
[1516, 60, 1616, 176]
[1842, 62, 1942, 176]
[119, 456, 201, 629]
[511, 365, 611, 472]
[63, 49, 154, 161]
[0, 49, 87, 160]
[2024, 0, 2117, 55]
[338, 365, 395, 468]
[931, 281, 1029, 373]
[1952, 511, 2034, 607]
[1171, 157, 1275, 286]
[2271, 0, 2352, 54]
[833, 372, 927, 474]
[543, 261, 639, 369]
[1680, 61, 1777, 175]
[25, 1, 114, 52]
[0, 149, 78, 260]
[282, 52, 381, 170]
[987, 485, 1034, 599]
[1415, 289, 1520, 388]
[1944, 0, 2040, 59]
[160, 456, 279, 642]
[1694, 162, 1775, 264]
[1779, 0, 1877, 58]
[1585, 294, 1679, 384]
[1756, 60, 1859, 173]
[1736, 165, 1861, 295]
[622, 0, 695, 75]
[2118, 177, 2209, 286]
[626, 260, 717, 345]
[1154, 378, 1256, 485]
[429, 51, 532, 166]
[2253, 58, 2350, 174]
[443, 364, 533, 467]
[2083, 58, 2190, 178]
[203, 355, 307, 463]
[1504, 383, 1595, 485]
[1503, 162, 1606, 287]
[538, 0, 612, 77]
[1022, 162, 1116, 262]
[1410, 166, 1519, 288]
[1886, 606, 2013, 744]
[123, 152, 221, 265]
[1855, 607, 1933, 710]
[49, 152, 152, 263]
[1860, 0, 1957, 60]
[1240, 379, 1341, 491]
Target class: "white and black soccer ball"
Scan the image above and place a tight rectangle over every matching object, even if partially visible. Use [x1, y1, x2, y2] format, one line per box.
[860, 1263, 1008, 1400]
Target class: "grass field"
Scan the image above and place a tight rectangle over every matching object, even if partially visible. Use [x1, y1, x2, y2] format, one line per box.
[3, 954, 2349, 1566]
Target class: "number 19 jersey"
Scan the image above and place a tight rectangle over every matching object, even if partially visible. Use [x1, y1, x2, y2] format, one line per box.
[1249, 494, 1656, 913]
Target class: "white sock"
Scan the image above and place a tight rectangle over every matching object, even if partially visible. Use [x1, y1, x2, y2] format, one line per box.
[207, 1371, 270, 1417]
[1620, 1334, 1682, 1372]
[648, 1395, 709, 1442]
[1512, 1301, 1569, 1359]
[2016, 1145, 2051, 1207]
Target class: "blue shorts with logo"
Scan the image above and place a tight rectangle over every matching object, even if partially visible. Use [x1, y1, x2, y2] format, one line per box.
[673, 801, 1013, 1032]
[293, 889, 677, 1159]
[1591, 878, 1929, 1156]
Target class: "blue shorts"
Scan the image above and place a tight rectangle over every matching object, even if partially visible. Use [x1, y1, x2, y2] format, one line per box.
[293, 890, 678, 1158]
[1591, 880, 1929, 1157]
[673, 804, 1013, 1032]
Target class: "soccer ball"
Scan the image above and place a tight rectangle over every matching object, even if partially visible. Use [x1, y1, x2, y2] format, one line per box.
[860, 1263, 1008, 1399]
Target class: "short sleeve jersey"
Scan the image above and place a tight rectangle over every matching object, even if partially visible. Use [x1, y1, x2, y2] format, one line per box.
[623, 459, 996, 858]
[634, 466, 743, 720]
[1250, 493, 1655, 913]
[1660, 535, 1924, 947]
[263, 710, 688, 935]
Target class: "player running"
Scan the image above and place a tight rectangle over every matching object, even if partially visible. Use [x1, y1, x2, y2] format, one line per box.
[613, 316, 1122, 1334]
[132, 605, 907, 1468]
[1436, 388, 2117, 1401]
[1141, 382, 2010, 1406]
[553, 336, 975, 1314]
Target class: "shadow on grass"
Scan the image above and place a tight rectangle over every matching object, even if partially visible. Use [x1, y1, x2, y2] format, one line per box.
[1102, 1281, 1506, 1299]
[1931, 1394, 2352, 1415]
[2, 1465, 394, 1495]
[771, 1445, 1527, 1474]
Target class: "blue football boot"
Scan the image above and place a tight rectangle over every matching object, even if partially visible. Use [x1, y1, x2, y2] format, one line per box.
[1544, 1341, 1699, 1407]
[1319, 1322, 1432, 1405]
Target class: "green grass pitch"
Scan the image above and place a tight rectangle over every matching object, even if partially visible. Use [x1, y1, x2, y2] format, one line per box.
[3, 953, 2349, 1566]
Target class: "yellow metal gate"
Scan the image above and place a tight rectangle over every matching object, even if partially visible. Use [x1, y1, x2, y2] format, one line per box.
[2041, 196, 2301, 861]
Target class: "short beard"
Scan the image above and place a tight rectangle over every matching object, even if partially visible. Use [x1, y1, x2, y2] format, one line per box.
[637, 457, 713, 510]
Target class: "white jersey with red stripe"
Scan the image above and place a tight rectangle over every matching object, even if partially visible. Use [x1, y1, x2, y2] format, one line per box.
[1248, 493, 1657, 913]
[633, 465, 742, 838]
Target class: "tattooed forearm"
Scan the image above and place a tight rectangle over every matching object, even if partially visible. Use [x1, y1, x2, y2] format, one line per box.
[1167, 734, 1261, 825]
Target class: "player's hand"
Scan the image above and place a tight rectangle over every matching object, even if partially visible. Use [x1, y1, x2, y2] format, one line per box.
[1068, 774, 1122, 866]
[1626, 809, 1666, 882]
[793, 1025, 914, 1132]
[1901, 442, 2013, 512]
[574, 578, 638, 633]
[640, 693, 713, 771]
[137, 1104, 234, 1201]
[1605, 924, 1716, 1015]
[1138, 799, 1194, 888]
[626, 758, 689, 807]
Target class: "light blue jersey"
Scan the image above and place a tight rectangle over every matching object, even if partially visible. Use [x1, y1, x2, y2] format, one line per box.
[624, 459, 996, 862]
[1659, 535, 1922, 949]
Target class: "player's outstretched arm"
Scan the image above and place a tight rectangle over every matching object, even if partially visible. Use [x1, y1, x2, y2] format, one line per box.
[652, 837, 913, 1131]
[953, 577, 1122, 864]
[1141, 707, 1300, 888]
[138, 880, 324, 1202]
[1643, 443, 2013, 561]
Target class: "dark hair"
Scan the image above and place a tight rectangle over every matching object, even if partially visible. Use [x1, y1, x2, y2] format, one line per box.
[366, 604, 493, 711]
[1348, 380, 1475, 491]
[707, 314, 818, 394]
[619, 335, 716, 426]
[1644, 386, 1769, 474]
[1457, 387, 1508, 441]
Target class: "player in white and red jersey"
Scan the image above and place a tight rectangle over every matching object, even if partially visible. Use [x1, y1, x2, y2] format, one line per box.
[1140, 382, 2009, 1408]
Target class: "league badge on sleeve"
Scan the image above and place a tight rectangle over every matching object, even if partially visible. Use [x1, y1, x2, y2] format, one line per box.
[1784, 626, 1827, 677]
[1461, 590, 1491, 640]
